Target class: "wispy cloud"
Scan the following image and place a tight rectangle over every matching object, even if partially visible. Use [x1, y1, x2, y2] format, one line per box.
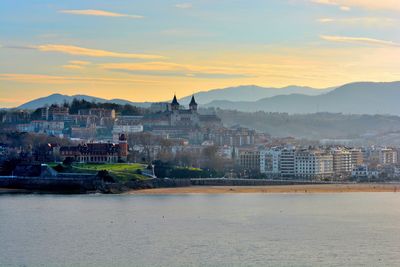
[317, 17, 397, 27]
[68, 60, 91, 65]
[35, 44, 165, 59]
[62, 60, 91, 70]
[100, 61, 254, 78]
[311, 0, 400, 11]
[320, 35, 400, 47]
[0, 74, 159, 84]
[175, 3, 193, 9]
[59, 9, 143, 19]
[62, 65, 84, 70]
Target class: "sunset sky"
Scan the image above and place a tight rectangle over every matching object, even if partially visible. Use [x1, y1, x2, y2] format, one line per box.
[1, 0, 399, 107]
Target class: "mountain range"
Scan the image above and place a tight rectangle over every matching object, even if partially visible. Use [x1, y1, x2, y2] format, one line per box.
[205, 81, 400, 115]
[178, 85, 333, 104]
[13, 81, 400, 115]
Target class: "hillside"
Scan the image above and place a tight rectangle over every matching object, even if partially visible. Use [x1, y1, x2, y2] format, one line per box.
[207, 81, 400, 115]
[217, 109, 400, 140]
[179, 85, 332, 104]
[17, 94, 151, 110]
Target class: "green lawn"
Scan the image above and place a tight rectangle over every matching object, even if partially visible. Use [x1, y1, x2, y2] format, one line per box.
[49, 163, 148, 182]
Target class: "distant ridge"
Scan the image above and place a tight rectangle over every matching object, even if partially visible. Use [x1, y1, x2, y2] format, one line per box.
[205, 81, 400, 115]
[17, 94, 151, 110]
[14, 81, 400, 115]
[179, 85, 333, 105]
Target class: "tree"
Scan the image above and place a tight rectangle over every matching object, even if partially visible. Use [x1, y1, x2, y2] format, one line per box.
[63, 157, 74, 166]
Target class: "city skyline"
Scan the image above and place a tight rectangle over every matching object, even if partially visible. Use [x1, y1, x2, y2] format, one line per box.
[1, 0, 400, 107]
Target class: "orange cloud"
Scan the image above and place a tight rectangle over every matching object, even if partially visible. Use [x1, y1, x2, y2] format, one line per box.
[100, 61, 253, 77]
[36, 44, 165, 59]
[68, 60, 91, 65]
[0, 73, 159, 84]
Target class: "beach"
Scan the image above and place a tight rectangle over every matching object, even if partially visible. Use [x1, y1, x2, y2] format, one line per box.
[131, 183, 400, 194]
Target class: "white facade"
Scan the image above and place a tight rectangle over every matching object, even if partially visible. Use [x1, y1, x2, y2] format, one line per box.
[332, 148, 352, 176]
[260, 148, 281, 175]
[112, 124, 143, 141]
[295, 150, 333, 179]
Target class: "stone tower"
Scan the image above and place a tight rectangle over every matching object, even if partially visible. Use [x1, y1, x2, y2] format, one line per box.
[189, 95, 198, 111]
[171, 95, 180, 111]
[118, 134, 128, 161]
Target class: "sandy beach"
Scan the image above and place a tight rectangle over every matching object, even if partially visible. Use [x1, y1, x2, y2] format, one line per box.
[130, 184, 400, 194]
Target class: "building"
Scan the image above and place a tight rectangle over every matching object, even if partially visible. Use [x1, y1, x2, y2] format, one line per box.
[147, 95, 221, 129]
[78, 108, 115, 119]
[209, 126, 256, 147]
[40, 106, 69, 121]
[280, 146, 296, 178]
[236, 148, 260, 172]
[150, 102, 170, 113]
[143, 95, 222, 141]
[331, 148, 352, 178]
[22, 120, 65, 135]
[2, 111, 30, 124]
[260, 147, 281, 175]
[70, 125, 96, 140]
[352, 165, 380, 179]
[294, 149, 333, 180]
[350, 148, 364, 167]
[379, 148, 398, 165]
[112, 124, 143, 142]
[60, 134, 128, 163]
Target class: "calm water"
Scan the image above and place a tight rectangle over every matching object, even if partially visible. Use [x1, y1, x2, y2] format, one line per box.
[1, 193, 400, 267]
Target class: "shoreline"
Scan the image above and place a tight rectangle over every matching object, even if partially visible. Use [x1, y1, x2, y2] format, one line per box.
[130, 183, 400, 194]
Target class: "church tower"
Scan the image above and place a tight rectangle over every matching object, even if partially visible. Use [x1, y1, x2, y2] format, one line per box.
[189, 95, 198, 111]
[171, 94, 180, 111]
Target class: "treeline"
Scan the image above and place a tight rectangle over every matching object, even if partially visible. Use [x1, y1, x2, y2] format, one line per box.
[0, 131, 71, 149]
[25, 98, 148, 119]
[67, 99, 147, 115]
[153, 160, 222, 179]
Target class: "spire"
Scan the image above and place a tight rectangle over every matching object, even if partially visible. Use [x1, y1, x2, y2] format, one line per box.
[189, 95, 198, 111]
[189, 95, 197, 106]
[171, 94, 179, 106]
[171, 94, 180, 111]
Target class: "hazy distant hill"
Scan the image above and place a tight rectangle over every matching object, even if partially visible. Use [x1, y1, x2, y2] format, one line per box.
[16, 85, 332, 110]
[206, 81, 400, 115]
[17, 94, 151, 110]
[217, 109, 400, 140]
[179, 85, 332, 104]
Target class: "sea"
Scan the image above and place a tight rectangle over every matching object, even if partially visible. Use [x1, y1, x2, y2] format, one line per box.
[0, 193, 399, 266]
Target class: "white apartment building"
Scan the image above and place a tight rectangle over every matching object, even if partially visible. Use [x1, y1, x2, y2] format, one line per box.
[260, 148, 281, 175]
[295, 150, 333, 180]
[331, 148, 352, 178]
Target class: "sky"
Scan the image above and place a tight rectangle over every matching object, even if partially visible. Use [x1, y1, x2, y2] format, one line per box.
[0, 0, 399, 107]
